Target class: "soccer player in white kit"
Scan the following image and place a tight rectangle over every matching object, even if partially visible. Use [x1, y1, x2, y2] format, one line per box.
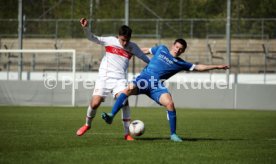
[76, 18, 150, 140]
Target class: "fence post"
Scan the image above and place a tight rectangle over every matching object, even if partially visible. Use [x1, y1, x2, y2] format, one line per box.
[190, 19, 193, 39]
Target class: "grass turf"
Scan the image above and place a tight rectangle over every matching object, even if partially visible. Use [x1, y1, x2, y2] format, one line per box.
[0, 106, 275, 164]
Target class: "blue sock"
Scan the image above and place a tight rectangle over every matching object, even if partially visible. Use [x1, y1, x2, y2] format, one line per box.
[167, 110, 176, 135]
[111, 93, 128, 116]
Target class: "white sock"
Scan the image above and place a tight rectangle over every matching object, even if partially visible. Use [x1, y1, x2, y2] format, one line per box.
[86, 105, 97, 126]
[121, 105, 131, 135]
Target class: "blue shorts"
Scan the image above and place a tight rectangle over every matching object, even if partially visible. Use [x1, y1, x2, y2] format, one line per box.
[132, 74, 169, 105]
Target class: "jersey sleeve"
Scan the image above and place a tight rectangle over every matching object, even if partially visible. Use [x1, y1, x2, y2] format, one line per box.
[149, 45, 160, 55]
[83, 27, 108, 46]
[181, 61, 196, 71]
[130, 43, 150, 64]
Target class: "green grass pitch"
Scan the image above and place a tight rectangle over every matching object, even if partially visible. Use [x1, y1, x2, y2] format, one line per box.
[0, 106, 275, 164]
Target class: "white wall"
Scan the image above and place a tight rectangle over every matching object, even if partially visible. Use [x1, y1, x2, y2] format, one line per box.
[1, 72, 276, 84]
[0, 80, 276, 110]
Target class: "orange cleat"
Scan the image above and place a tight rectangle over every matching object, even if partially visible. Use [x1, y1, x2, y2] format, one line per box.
[124, 134, 135, 141]
[76, 125, 90, 136]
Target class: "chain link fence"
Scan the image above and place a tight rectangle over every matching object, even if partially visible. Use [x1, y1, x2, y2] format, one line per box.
[0, 18, 275, 39]
[0, 18, 275, 75]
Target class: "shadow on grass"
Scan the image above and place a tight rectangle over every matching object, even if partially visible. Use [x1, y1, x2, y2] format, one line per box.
[136, 137, 246, 142]
[136, 137, 169, 141]
[184, 138, 246, 142]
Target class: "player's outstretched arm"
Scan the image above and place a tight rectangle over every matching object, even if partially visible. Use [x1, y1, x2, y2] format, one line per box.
[80, 18, 105, 45]
[131, 45, 150, 64]
[194, 64, 229, 72]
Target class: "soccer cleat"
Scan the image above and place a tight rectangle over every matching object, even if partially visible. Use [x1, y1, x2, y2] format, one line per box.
[101, 112, 114, 124]
[170, 134, 183, 142]
[76, 125, 90, 136]
[124, 134, 135, 141]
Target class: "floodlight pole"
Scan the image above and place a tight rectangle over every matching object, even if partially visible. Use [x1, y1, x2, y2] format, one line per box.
[18, 0, 23, 80]
[125, 0, 138, 107]
[89, 0, 93, 29]
[125, 0, 135, 79]
[226, 0, 231, 85]
[125, 0, 129, 26]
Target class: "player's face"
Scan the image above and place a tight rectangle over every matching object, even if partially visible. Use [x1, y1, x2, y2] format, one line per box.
[171, 42, 185, 57]
[118, 35, 130, 48]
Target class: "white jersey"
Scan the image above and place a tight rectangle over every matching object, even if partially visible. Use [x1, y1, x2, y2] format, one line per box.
[84, 28, 149, 79]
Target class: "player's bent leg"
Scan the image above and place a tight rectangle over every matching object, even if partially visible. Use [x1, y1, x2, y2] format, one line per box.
[159, 93, 182, 141]
[101, 93, 128, 124]
[113, 82, 138, 140]
[85, 96, 102, 126]
[159, 93, 175, 110]
[76, 96, 103, 136]
[101, 84, 138, 125]
[121, 103, 134, 141]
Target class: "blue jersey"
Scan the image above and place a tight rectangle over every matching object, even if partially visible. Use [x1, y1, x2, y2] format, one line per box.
[140, 45, 194, 80]
[132, 45, 195, 104]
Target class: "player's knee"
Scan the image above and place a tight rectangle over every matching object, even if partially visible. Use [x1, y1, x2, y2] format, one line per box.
[123, 88, 132, 95]
[165, 101, 175, 110]
[90, 101, 101, 109]
[125, 84, 137, 95]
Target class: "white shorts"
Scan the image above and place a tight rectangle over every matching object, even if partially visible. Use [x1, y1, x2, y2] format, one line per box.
[93, 76, 128, 98]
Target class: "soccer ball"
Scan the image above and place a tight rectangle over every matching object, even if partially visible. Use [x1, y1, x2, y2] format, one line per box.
[129, 120, 145, 136]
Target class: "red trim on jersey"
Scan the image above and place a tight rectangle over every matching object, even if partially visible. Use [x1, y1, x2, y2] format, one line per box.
[105, 46, 132, 59]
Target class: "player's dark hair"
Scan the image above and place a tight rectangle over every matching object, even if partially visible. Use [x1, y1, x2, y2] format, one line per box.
[174, 39, 187, 49]
[119, 25, 132, 38]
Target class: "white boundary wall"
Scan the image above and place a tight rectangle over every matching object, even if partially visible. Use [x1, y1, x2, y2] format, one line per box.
[1, 72, 276, 84]
[0, 72, 276, 110]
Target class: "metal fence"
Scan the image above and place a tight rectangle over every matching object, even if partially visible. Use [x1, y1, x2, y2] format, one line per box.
[0, 18, 275, 75]
[0, 18, 275, 39]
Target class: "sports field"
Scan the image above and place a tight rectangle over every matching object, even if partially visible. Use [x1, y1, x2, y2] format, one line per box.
[0, 106, 275, 164]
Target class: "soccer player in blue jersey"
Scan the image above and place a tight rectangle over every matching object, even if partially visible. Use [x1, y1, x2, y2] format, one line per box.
[101, 38, 229, 142]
